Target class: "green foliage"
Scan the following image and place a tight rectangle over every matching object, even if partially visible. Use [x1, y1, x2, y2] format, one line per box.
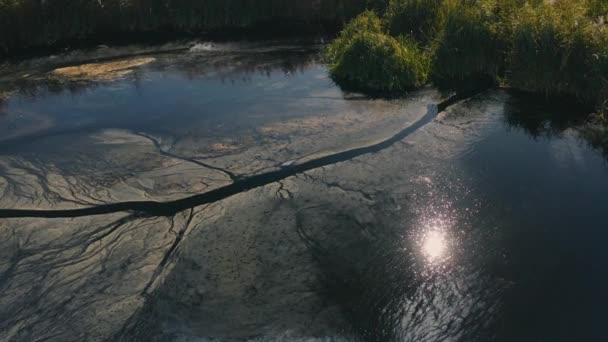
[326, 10, 384, 65]
[327, 0, 608, 114]
[431, 0, 505, 87]
[588, 0, 608, 18]
[5, 0, 604, 113]
[0, 0, 382, 56]
[329, 32, 430, 95]
[508, 0, 607, 109]
[384, 0, 445, 43]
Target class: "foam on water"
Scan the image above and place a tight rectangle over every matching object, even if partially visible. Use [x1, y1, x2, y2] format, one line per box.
[189, 42, 217, 52]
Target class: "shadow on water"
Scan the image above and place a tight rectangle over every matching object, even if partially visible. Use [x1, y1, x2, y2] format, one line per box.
[502, 90, 608, 160]
[448, 90, 608, 341]
[578, 121, 608, 160]
[0, 97, 5, 116]
[502, 91, 589, 138]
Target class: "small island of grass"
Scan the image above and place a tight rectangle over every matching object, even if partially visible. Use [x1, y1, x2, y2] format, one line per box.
[327, 0, 608, 118]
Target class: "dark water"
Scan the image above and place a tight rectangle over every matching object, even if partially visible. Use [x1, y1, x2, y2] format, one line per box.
[456, 98, 608, 341]
[1, 43, 608, 341]
[0, 43, 325, 152]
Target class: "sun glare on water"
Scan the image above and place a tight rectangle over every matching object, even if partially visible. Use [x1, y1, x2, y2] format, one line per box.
[422, 230, 447, 261]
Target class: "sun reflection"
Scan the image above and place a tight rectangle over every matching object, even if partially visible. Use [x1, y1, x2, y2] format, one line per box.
[409, 202, 457, 266]
[422, 230, 447, 261]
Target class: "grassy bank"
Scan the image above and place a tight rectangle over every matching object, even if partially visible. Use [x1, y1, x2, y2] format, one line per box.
[327, 0, 608, 115]
[0, 0, 388, 58]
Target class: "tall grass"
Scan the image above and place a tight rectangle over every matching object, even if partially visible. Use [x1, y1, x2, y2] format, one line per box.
[383, 0, 445, 43]
[0, 0, 387, 57]
[509, 0, 608, 109]
[326, 10, 385, 66]
[431, 0, 505, 88]
[329, 31, 430, 95]
[326, 0, 608, 114]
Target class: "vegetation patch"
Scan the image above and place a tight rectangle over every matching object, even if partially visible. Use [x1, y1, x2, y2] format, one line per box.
[326, 0, 608, 117]
[383, 0, 446, 43]
[325, 10, 385, 68]
[0, 0, 388, 57]
[588, 0, 608, 17]
[431, 0, 505, 88]
[508, 1, 605, 109]
[329, 29, 430, 95]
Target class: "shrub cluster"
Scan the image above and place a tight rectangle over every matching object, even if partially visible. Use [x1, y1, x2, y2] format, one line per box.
[327, 10, 431, 95]
[326, 10, 385, 66]
[509, 0, 608, 111]
[330, 31, 430, 95]
[327, 0, 608, 113]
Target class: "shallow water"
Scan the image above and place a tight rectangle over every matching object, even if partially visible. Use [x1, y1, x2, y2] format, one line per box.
[0, 43, 607, 342]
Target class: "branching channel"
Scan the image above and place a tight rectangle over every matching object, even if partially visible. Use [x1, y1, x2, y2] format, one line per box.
[0, 90, 481, 219]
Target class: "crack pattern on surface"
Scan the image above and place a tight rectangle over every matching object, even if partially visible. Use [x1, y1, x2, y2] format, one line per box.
[0, 213, 169, 340]
[133, 132, 240, 182]
[297, 171, 375, 201]
[0, 90, 480, 219]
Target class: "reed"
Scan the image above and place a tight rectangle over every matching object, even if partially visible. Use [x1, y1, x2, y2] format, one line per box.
[0, 0, 386, 57]
[509, 0, 608, 110]
[431, 0, 505, 88]
[383, 0, 446, 43]
[326, 0, 608, 114]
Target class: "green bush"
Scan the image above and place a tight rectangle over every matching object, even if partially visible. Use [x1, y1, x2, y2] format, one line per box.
[588, 0, 608, 18]
[431, 0, 505, 88]
[325, 10, 384, 65]
[383, 0, 445, 43]
[509, 1, 607, 109]
[329, 32, 430, 95]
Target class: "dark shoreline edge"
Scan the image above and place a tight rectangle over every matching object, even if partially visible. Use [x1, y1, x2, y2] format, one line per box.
[0, 22, 341, 63]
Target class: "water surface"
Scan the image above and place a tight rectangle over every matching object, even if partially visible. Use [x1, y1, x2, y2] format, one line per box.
[0, 42, 607, 342]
